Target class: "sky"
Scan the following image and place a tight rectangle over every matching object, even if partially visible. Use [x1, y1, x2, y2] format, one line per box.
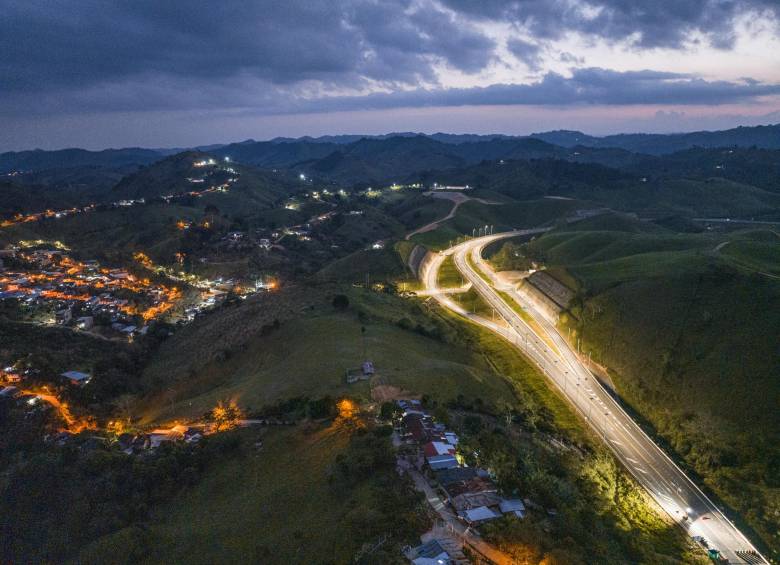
[1, 0, 779, 151]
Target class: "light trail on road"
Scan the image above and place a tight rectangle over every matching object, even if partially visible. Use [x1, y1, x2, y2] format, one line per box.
[421, 231, 768, 565]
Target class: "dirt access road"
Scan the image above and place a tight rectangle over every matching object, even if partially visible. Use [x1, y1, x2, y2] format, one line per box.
[405, 191, 500, 240]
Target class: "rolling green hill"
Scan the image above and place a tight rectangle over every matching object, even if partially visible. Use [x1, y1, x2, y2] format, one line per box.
[125, 282, 701, 564]
[508, 215, 780, 556]
[532, 123, 780, 154]
[0, 147, 162, 174]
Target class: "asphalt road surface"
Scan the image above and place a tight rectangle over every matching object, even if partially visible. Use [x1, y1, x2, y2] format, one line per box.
[421, 231, 767, 565]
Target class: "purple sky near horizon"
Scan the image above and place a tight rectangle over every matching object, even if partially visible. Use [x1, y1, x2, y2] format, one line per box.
[1, 0, 779, 151]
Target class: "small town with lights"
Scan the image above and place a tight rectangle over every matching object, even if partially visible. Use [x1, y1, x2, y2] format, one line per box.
[2, 2, 779, 563]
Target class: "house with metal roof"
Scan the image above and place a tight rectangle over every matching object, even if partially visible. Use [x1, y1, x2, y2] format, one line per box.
[459, 506, 500, 525]
[61, 370, 91, 386]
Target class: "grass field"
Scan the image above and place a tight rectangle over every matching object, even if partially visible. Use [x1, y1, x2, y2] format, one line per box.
[144, 425, 355, 563]
[520, 215, 780, 556]
[317, 247, 407, 282]
[137, 286, 519, 424]
[720, 235, 780, 276]
[77, 421, 427, 565]
[436, 254, 463, 288]
[105, 247, 707, 564]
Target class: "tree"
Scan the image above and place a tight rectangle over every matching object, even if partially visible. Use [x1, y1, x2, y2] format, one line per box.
[379, 401, 400, 421]
[208, 400, 242, 432]
[332, 294, 349, 310]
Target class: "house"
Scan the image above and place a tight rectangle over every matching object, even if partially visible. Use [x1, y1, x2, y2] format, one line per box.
[0, 386, 21, 399]
[408, 540, 452, 565]
[76, 316, 94, 330]
[426, 454, 459, 470]
[423, 441, 456, 458]
[3, 373, 22, 383]
[445, 476, 498, 500]
[1, 367, 22, 383]
[452, 491, 502, 512]
[61, 370, 91, 386]
[459, 506, 500, 525]
[56, 307, 73, 324]
[397, 399, 422, 411]
[361, 360, 375, 376]
[432, 184, 471, 191]
[148, 430, 180, 449]
[435, 466, 479, 487]
[402, 413, 431, 443]
[148, 424, 198, 448]
[499, 499, 526, 519]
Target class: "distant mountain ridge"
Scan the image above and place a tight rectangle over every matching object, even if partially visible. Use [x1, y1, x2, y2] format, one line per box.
[530, 124, 780, 154]
[2, 123, 778, 176]
[0, 147, 163, 174]
[266, 124, 780, 154]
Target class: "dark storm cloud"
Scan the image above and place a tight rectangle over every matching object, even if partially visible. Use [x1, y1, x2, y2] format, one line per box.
[0, 0, 493, 95]
[506, 38, 544, 70]
[0, 0, 778, 129]
[292, 68, 780, 113]
[442, 0, 780, 49]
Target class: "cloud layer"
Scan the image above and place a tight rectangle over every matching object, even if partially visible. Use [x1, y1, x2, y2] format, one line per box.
[0, 0, 778, 148]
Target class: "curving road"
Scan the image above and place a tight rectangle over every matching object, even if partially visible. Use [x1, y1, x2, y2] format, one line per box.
[421, 231, 767, 565]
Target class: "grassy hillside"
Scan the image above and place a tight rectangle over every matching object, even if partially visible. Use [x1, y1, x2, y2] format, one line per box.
[78, 424, 427, 565]
[423, 159, 780, 220]
[0, 202, 199, 263]
[126, 276, 703, 563]
[0, 180, 91, 217]
[407, 198, 586, 250]
[515, 215, 780, 556]
[316, 247, 406, 282]
[137, 285, 519, 424]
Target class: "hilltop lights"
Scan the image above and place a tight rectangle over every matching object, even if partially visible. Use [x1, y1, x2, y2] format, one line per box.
[299, 173, 306, 181]
[337, 398, 358, 419]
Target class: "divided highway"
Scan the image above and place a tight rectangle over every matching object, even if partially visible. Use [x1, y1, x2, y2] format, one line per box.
[421, 231, 767, 565]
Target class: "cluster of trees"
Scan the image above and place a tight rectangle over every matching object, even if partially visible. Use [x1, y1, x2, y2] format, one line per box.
[454, 417, 701, 564]
[486, 240, 534, 272]
[0, 431, 242, 563]
[329, 425, 430, 562]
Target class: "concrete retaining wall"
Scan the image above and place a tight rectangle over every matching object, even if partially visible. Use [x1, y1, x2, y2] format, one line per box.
[517, 279, 562, 324]
[408, 244, 434, 279]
